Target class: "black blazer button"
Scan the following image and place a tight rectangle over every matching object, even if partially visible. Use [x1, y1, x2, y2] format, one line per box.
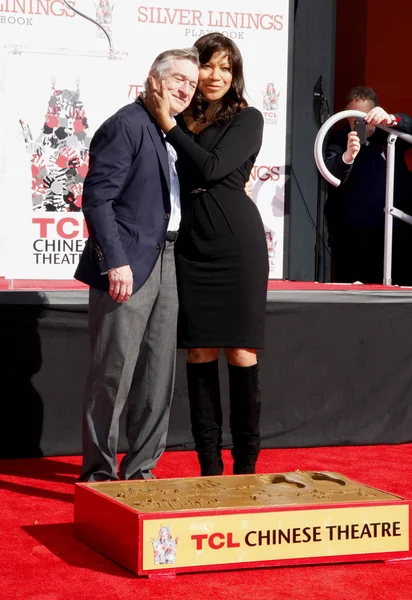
[164, 213, 170, 220]
[156, 243, 161, 249]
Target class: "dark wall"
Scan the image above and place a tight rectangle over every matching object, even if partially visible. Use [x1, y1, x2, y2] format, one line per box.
[334, 0, 367, 112]
[335, 0, 412, 116]
[287, 0, 336, 281]
[2, 294, 412, 459]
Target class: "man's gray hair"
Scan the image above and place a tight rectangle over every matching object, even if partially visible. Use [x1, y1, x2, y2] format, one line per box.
[150, 47, 199, 77]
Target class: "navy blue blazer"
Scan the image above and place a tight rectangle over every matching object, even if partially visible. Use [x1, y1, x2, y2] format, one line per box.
[74, 98, 171, 293]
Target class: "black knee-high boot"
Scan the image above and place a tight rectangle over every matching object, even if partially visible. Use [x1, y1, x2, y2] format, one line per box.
[228, 363, 261, 475]
[186, 360, 224, 476]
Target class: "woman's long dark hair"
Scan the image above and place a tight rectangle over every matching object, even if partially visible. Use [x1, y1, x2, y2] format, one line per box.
[191, 33, 248, 126]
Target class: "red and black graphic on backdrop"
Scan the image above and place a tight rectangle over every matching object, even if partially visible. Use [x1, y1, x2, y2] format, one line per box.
[20, 78, 90, 212]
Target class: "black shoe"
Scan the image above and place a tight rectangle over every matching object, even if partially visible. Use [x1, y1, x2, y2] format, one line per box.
[127, 469, 156, 480]
[78, 473, 118, 483]
[187, 360, 224, 476]
[228, 363, 261, 475]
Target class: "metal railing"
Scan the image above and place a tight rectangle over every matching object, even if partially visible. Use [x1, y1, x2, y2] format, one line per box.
[314, 110, 412, 285]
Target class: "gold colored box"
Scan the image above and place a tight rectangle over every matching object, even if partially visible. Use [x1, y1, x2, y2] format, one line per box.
[74, 471, 412, 576]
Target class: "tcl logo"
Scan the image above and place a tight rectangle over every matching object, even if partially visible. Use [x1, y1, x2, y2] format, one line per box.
[191, 532, 240, 550]
[33, 217, 88, 239]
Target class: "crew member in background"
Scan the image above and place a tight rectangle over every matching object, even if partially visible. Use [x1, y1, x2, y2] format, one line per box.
[325, 86, 412, 285]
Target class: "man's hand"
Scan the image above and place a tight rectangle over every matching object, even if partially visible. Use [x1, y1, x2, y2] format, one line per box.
[364, 106, 396, 127]
[108, 265, 133, 303]
[343, 131, 361, 164]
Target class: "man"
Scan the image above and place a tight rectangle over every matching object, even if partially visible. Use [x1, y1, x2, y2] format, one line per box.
[74, 48, 199, 481]
[324, 86, 412, 285]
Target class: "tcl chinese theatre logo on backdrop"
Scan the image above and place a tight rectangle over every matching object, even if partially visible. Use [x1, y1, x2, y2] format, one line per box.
[95, 0, 115, 39]
[262, 82, 280, 125]
[32, 216, 88, 266]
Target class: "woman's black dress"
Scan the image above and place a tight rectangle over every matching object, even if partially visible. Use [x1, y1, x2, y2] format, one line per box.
[166, 107, 269, 349]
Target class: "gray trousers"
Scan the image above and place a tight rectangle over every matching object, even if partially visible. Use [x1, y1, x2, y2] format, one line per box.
[80, 240, 178, 481]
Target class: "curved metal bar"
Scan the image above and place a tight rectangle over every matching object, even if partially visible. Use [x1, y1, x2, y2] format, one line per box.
[314, 110, 412, 187]
[61, 0, 113, 53]
[314, 110, 365, 187]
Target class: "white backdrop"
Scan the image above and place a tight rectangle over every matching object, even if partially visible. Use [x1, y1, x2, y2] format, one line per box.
[0, 0, 291, 280]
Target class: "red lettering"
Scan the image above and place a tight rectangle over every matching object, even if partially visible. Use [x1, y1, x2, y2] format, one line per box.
[50, 0, 66, 17]
[128, 84, 144, 99]
[247, 13, 259, 29]
[65, 0, 76, 18]
[35, 0, 48, 15]
[274, 14, 283, 30]
[179, 8, 191, 25]
[250, 166, 281, 182]
[270, 166, 281, 181]
[192, 531, 240, 550]
[227, 532, 240, 548]
[33, 216, 87, 239]
[192, 9, 202, 26]
[260, 14, 273, 30]
[56, 217, 79, 239]
[164, 7, 179, 24]
[137, 6, 148, 23]
[257, 166, 271, 181]
[139, 7, 203, 26]
[33, 217, 55, 237]
[191, 534, 208, 550]
[208, 532, 225, 550]
[155, 6, 166, 23]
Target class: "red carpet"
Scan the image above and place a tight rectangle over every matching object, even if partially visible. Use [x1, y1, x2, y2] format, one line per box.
[1, 278, 410, 291]
[1, 446, 412, 600]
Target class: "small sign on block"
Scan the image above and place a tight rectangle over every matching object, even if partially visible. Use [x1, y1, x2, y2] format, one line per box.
[74, 471, 412, 576]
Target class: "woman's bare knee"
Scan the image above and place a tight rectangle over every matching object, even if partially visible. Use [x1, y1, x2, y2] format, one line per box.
[188, 348, 220, 363]
[224, 348, 257, 367]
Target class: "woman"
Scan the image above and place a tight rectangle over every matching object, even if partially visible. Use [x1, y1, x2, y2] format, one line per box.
[148, 33, 268, 476]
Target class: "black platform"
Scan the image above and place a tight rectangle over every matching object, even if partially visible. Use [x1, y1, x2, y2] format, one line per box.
[1, 288, 412, 459]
